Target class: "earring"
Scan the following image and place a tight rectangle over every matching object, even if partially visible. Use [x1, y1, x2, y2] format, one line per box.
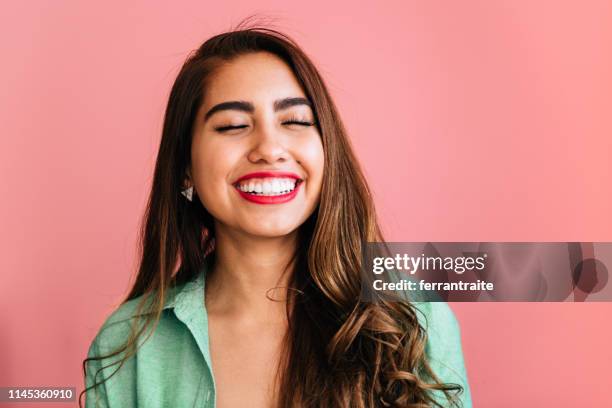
[180, 186, 193, 202]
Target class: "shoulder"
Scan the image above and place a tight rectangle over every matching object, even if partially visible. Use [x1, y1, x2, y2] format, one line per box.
[84, 295, 151, 407]
[411, 302, 473, 407]
[88, 295, 148, 357]
[84, 284, 194, 407]
[411, 301, 463, 366]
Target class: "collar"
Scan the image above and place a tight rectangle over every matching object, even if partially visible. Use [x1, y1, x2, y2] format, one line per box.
[162, 260, 208, 317]
[159, 257, 216, 387]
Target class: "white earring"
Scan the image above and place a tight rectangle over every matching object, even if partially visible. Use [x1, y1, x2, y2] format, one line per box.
[181, 186, 193, 202]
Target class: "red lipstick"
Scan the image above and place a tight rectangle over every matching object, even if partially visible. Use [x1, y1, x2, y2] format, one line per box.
[233, 171, 303, 205]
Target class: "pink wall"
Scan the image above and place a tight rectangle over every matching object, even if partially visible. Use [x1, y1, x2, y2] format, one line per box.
[1, 1, 611, 406]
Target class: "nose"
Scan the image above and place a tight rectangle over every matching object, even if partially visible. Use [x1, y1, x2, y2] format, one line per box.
[246, 122, 289, 164]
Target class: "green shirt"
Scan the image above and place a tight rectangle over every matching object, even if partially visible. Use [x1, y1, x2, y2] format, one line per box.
[85, 262, 473, 407]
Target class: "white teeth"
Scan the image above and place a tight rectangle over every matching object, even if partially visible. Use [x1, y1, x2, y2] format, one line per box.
[236, 177, 299, 195]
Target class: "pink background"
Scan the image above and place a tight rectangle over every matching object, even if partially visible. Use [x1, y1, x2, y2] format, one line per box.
[1, 1, 611, 407]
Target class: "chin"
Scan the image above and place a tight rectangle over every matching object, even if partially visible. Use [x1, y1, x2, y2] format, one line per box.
[243, 221, 301, 238]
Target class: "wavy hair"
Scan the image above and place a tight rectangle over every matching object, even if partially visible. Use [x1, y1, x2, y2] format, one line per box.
[80, 19, 464, 408]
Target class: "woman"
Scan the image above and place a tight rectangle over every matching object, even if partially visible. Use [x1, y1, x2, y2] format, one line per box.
[82, 24, 472, 408]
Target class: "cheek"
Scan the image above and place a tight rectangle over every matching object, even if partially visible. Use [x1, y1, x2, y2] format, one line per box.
[300, 135, 325, 179]
[191, 139, 239, 200]
[297, 135, 325, 187]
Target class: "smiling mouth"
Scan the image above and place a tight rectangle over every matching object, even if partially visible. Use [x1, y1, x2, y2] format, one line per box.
[233, 177, 303, 196]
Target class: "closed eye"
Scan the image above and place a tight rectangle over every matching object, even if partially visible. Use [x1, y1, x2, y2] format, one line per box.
[283, 119, 314, 127]
[283, 115, 314, 126]
[214, 124, 249, 132]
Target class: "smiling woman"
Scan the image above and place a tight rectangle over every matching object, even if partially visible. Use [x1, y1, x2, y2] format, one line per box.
[189, 51, 324, 238]
[81, 22, 472, 408]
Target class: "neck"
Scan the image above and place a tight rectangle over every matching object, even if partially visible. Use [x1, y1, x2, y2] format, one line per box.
[204, 223, 298, 322]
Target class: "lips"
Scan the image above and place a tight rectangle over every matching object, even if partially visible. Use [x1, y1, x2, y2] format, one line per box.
[232, 171, 303, 205]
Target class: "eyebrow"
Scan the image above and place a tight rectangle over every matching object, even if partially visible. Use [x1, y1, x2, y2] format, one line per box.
[203, 97, 312, 122]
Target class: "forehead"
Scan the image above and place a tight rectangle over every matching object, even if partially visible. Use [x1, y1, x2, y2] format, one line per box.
[202, 52, 306, 107]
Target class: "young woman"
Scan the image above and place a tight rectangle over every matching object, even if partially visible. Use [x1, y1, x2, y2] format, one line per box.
[82, 24, 472, 408]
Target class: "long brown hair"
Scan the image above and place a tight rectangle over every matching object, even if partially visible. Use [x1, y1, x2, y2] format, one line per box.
[81, 19, 464, 408]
